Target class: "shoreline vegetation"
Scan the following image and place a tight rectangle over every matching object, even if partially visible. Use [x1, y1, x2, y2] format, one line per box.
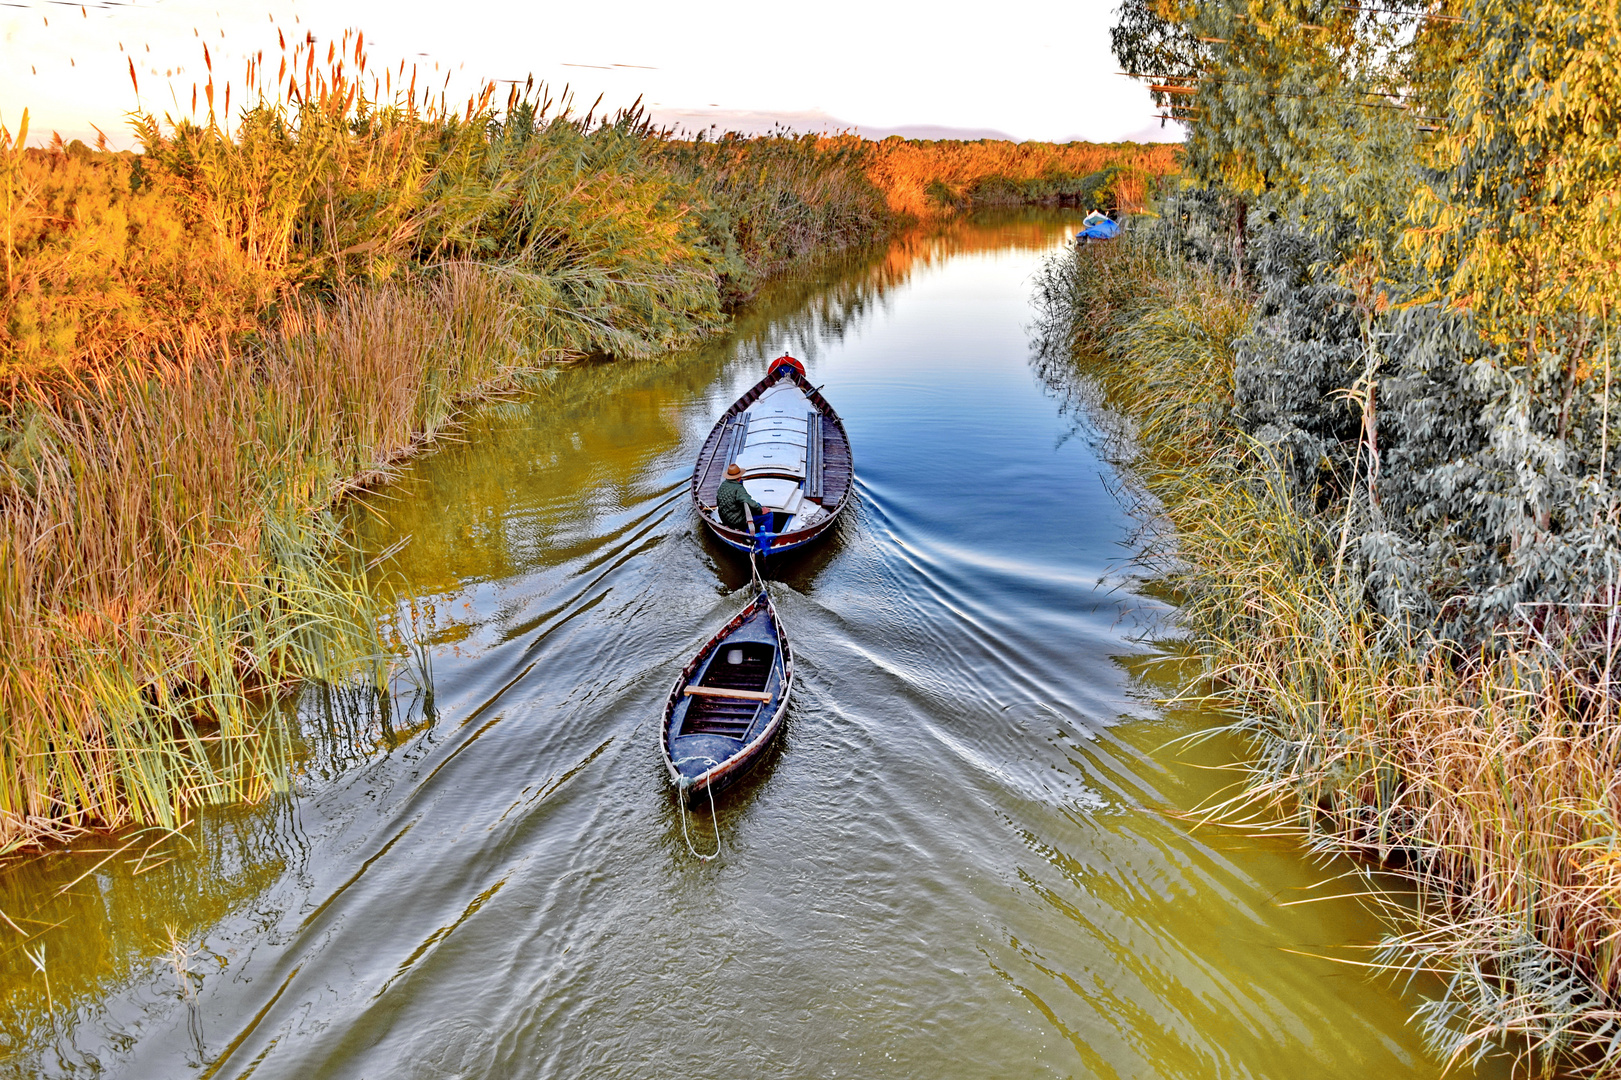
[0, 31, 1178, 854]
[1042, 0, 1621, 1073]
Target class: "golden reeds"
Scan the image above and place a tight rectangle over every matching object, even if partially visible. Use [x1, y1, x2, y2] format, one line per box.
[0, 25, 1182, 853]
[868, 139, 1178, 218]
[0, 266, 539, 851]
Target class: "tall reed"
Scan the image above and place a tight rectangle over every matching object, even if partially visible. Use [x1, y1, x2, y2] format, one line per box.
[657, 132, 891, 304]
[869, 139, 1178, 218]
[1037, 232, 1621, 1074]
[0, 265, 542, 850]
[0, 25, 1181, 850]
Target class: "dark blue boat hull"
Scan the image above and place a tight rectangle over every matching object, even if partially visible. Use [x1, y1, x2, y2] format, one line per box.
[661, 589, 793, 804]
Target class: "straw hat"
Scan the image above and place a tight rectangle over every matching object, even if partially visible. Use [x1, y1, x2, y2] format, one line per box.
[725, 463, 743, 479]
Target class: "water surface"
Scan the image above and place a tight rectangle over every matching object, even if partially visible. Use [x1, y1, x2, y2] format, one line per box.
[0, 213, 1497, 1079]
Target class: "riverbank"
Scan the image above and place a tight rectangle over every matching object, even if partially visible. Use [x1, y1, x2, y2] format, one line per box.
[0, 37, 1178, 852]
[1036, 229, 1621, 1076]
[0, 209, 1457, 1080]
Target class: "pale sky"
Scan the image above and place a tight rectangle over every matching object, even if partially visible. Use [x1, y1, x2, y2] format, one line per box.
[0, 0, 1181, 148]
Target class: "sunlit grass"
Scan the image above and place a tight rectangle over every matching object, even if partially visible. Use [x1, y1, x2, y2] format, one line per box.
[0, 265, 543, 851]
[871, 139, 1177, 218]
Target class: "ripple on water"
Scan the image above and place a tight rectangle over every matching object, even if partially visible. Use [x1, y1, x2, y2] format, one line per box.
[0, 213, 1502, 1080]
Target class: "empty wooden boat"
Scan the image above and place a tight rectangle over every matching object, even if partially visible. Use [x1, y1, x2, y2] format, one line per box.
[661, 587, 793, 803]
[691, 354, 854, 557]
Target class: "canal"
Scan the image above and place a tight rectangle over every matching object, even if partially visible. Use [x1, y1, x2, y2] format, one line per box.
[0, 211, 1490, 1079]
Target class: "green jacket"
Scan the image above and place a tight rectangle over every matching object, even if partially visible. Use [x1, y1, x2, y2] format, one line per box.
[716, 477, 763, 530]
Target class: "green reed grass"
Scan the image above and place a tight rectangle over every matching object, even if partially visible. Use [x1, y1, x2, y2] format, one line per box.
[0, 264, 544, 850]
[1037, 232, 1621, 1075]
[0, 23, 1180, 853]
[657, 132, 892, 305]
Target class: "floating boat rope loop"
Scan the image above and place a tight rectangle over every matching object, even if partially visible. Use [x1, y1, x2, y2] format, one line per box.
[672, 757, 723, 861]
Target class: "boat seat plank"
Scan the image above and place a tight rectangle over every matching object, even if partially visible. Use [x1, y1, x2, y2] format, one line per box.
[678, 634, 775, 738]
[685, 686, 774, 702]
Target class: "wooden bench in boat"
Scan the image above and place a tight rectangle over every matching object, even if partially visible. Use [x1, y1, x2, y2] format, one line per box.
[678, 637, 777, 739]
[684, 685, 773, 702]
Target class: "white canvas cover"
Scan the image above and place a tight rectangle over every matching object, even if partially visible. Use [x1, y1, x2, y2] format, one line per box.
[752, 381, 814, 417]
[784, 503, 829, 533]
[737, 431, 807, 475]
[733, 382, 816, 477]
[743, 478, 803, 513]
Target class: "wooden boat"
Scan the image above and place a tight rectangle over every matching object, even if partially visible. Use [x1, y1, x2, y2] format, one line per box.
[661, 587, 793, 804]
[691, 354, 854, 557]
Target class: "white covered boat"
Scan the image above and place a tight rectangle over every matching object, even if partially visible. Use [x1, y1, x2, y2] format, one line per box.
[690, 355, 854, 557]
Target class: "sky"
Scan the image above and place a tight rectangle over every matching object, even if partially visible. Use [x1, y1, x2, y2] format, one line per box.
[0, 0, 1182, 148]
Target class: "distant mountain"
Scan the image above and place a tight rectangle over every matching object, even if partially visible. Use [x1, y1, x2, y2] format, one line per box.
[647, 106, 1181, 144]
[855, 122, 1019, 142]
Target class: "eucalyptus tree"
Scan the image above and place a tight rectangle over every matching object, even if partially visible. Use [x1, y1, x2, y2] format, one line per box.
[1114, 0, 1621, 653]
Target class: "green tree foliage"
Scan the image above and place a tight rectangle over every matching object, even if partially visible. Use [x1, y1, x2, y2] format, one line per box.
[1110, 0, 1621, 1068]
[1110, 0, 1210, 110]
[1120, 0, 1621, 643]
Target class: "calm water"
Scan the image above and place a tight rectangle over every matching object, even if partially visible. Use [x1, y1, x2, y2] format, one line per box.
[0, 213, 1500, 1079]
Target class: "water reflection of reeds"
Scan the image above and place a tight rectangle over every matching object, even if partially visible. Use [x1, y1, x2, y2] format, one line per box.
[0, 798, 303, 1066]
[0, 211, 1089, 1076]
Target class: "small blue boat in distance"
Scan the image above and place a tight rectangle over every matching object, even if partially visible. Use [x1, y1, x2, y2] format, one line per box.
[661, 587, 793, 804]
[691, 354, 854, 558]
[1077, 211, 1121, 243]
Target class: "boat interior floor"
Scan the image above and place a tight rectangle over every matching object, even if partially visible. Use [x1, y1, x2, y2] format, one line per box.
[680, 641, 775, 739]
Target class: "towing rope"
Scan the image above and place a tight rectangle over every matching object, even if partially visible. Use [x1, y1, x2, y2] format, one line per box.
[672, 757, 723, 861]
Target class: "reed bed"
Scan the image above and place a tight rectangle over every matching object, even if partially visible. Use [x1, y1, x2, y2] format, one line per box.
[0, 265, 543, 851]
[868, 138, 1179, 218]
[0, 25, 1181, 851]
[657, 133, 891, 305]
[1036, 232, 1621, 1075]
[655, 133, 1181, 304]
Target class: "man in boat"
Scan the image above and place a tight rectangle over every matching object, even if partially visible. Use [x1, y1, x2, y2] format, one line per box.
[717, 462, 765, 531]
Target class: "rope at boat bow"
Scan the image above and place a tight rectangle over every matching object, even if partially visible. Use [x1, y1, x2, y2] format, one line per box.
[672, 757, 723, 861]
